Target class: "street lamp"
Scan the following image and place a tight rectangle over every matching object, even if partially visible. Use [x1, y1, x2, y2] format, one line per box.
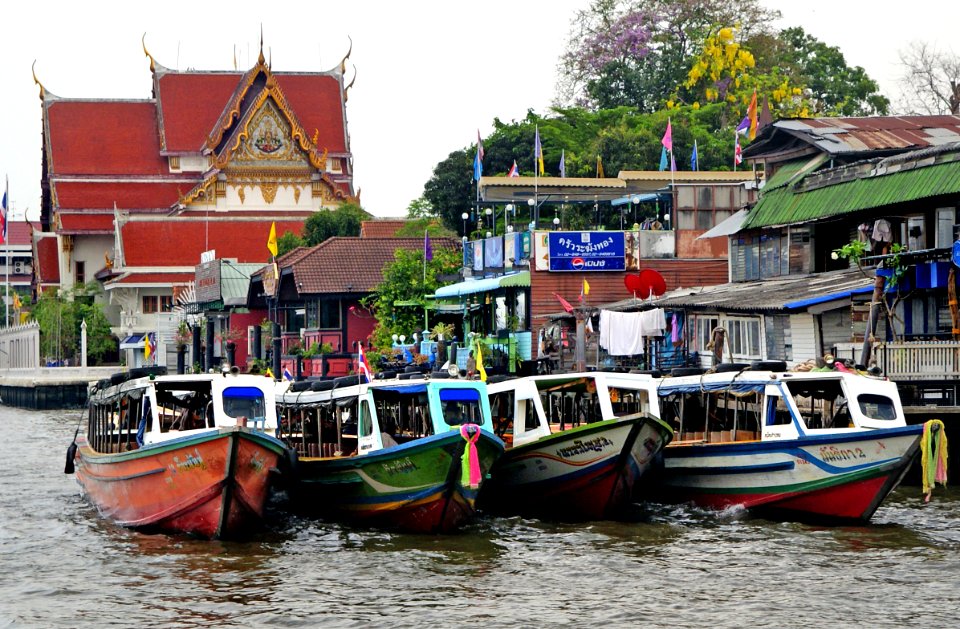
[632, 195, 640, 227]
[461, 212, 469, 237]
[527, 198, 536, 229]
[485, 207, 494, 236]
[505, 204, 514, 233]
[553, 216, 561, 229]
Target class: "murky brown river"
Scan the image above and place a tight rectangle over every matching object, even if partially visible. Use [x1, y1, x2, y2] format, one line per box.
[1, 406, 958, 628]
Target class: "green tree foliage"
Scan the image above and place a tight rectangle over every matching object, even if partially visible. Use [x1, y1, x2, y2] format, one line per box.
[365, 246, 462, 352]
[557, 0, 780, 111]
[276, 230, 305, 257]
[31, 283, 115, 364]
[764, 27, 889, 116]
[302, 203, 371, 246]
[394, 218, 456, 239]
[422, 149, 475, 235]
[406, 196, 434, 218]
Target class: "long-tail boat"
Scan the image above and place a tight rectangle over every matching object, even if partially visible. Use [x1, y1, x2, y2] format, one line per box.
[67, 367, 289, 538]
[479, 373, 673, 520]
[276, 375, 503, 533]
[649, 362, 935, 523]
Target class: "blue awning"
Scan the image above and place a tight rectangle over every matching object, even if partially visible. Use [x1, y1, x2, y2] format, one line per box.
[784, 286, 873, 310]
[379, 384, 428, 394]
[434, 271, 530, 298]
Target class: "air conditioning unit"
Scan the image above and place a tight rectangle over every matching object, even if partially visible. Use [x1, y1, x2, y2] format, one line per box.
[13, 262, 24, 274]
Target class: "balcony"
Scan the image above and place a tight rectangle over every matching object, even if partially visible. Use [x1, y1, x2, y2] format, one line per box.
[835, 340, 960, 381]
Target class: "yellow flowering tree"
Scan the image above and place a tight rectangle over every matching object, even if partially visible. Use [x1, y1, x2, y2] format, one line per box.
[674, 26, 810, 126]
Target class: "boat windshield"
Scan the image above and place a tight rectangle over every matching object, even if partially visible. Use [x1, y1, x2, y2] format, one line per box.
[440, 388, 483, 427]
[223, 386, 267, 425]
[785, 380, 850, 429]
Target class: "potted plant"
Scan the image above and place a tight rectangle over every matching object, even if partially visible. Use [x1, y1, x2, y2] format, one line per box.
[431, 322, 455, 366]
[216, 327, 245, 367]
[174, 321, 192, 374]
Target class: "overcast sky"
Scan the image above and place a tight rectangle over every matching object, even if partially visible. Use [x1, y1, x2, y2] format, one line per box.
[1, 1, 957, 223]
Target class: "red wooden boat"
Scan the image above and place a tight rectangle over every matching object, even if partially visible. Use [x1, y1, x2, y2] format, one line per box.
[68, 368, 289, 539]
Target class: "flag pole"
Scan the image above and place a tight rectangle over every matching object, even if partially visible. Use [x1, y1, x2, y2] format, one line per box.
[5, 178, 9, 328]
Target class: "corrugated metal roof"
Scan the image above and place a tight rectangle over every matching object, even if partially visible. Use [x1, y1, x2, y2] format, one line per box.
[755, 115, 960, 156]
[601, 268, 872, 313]
[744, 146, 960, 229]
[480, 176, 625, 189]
[619, 171, 758, 183]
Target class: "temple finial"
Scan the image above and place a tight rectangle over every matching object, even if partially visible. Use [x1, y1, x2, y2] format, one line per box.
[31, 60, 46, 100]
[142, 33, 156, 73]
[258, 25, 265, 65]
[340, 36, 353, 74]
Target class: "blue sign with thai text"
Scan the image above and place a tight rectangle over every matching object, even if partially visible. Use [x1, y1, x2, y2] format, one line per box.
[548, 231, 625, 272]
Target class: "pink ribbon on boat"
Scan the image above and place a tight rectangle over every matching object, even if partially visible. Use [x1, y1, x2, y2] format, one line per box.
[459, 423, 481, 490]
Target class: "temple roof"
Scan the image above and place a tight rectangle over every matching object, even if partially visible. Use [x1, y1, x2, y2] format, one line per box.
[34, 236, 60, 286]
[119, 218, 306, 267]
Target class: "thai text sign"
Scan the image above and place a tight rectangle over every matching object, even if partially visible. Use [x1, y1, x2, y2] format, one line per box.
[548, 231, 625, 272]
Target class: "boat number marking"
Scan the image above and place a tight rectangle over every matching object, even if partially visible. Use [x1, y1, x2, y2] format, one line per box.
[819, 446, 866, 463]
[382, 457, 418, 475]
[168, 448, 207, 475]
[556, 437, 613, 459]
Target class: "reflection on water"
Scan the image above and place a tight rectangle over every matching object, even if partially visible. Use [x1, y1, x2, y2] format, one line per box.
[1, 406, 959, 628]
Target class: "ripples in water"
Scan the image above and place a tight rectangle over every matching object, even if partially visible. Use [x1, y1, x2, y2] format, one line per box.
[1, 407, 958, 628]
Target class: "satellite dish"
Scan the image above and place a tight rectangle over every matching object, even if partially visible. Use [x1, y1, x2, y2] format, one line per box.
[624, 274, 642, 296]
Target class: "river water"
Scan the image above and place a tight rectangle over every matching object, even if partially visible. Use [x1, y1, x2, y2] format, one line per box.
[1, 406, 958, 628]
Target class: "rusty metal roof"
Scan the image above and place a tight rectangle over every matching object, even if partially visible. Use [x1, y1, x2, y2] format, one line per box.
[748, 115, 960, 159]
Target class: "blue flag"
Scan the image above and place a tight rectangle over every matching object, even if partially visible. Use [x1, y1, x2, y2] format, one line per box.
[424, 230, 433, 261]
[690, 140, 698, 171]
[473, 149, 483, 181]
[659, 145, 667, 171]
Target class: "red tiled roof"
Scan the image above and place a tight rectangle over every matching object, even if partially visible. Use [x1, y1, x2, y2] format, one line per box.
[360, 219, 410, 238]
[35, 237, 60, 285]
[154, 71, 347, 154]
[54, 181, 191, 210]
[274, 74, 347, 153]
[46, 101, 169, 175]
[5, 221, 33, 246]
[291, 237, 459, 294]
[121, 219, 306, 266]
[156, 72, 245, 152]
[107, 272, 195, 286]
[58, 213, 114, 234]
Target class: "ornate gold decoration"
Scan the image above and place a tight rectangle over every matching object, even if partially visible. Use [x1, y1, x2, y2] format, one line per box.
[294, 187, 301, 203]
[216, 180, 226, 198]
[61, 235, 73, 252]
[142, 33, 156, 73]
[344, 66, 357, 103]
[260, 182, 279, 204]
[31, 61, 46, 101]
[238, 187, 246, 204]
[340, 36, 353, 75]
[169, 156, 180, 170]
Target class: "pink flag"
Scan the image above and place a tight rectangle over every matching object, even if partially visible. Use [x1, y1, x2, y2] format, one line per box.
[661, 118, 673, 152]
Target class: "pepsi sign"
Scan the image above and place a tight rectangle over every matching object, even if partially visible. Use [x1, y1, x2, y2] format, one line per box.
[548, 231, 625, 272]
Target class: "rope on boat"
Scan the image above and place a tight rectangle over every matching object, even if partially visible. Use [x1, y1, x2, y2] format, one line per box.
[459, 423, 481, 490]
[921, 419, 949, 502]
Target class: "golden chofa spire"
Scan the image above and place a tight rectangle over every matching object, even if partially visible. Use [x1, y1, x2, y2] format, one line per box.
[31, 60, 46, 100]
[142, 33, 156, 72]
[340, 35, 353, 75]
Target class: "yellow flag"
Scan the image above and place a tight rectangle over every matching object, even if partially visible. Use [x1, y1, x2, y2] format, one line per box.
[475, 341, 487, 382]
[144, 333, 152, 361]
[583, 278, 590, 296]
[597, 155, 604, 178]
[12, 293, 21, 309]
[267, 222, 278, 257]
